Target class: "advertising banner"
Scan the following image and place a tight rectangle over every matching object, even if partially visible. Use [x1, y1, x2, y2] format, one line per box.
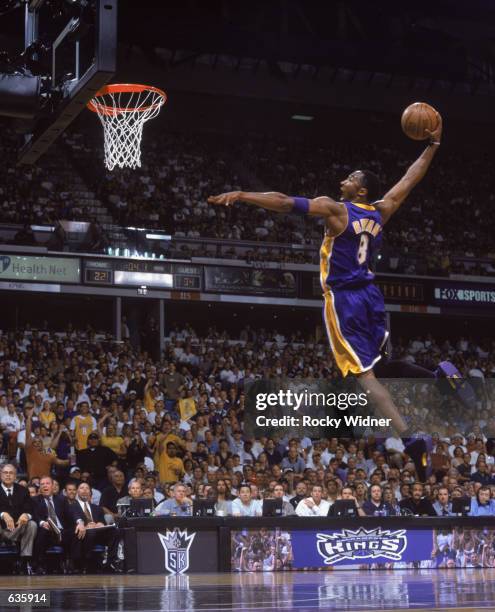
[231, 527, 495, 571]
[204, 266, 297, 296]
[433, 281, 495, 308]
[0, 254, 80, 283]
[290, 527, 433, 568]
[136, 527, 218, 574]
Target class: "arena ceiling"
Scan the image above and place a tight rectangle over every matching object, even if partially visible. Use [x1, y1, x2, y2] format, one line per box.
[2, 1, 495, 129]
[117, 0, 495, 86]
[1, 0, 495, 84]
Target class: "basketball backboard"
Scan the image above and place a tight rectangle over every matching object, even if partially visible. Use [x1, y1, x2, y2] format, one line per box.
[12, 0, 117, 164]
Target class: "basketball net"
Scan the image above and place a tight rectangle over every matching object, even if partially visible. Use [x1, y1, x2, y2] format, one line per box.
[87, 84, 167, 171]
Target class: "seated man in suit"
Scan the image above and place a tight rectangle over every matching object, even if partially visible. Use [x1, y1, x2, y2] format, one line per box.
[0, 463, 37, 574]
[68, 482, 121, 573]
[399, 482, 436, 516]
[32, 475, 74, 574]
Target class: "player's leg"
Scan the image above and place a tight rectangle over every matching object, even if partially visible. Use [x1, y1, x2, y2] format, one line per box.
[374, 358, 435, 379]
[323, 287, 431, 477]
[323, 285, 426, 436]
[377, 357, 476, 409]
[323, 286, 406, 432]
[321, 290, 366, 377]
[355, 284, 414, 435]
[355, 369, 409, 435]
[373, 339, 476, 411]
[370, 285, 476, 409]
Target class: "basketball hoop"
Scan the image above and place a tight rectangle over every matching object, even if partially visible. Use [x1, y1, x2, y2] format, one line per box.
[87, 83, 167, 171]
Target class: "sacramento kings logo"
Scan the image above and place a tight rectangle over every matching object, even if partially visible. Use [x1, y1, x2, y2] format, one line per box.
[317, 527, 407, 564]
[158, 529, 196, 574]
[0, 256, 10, 273]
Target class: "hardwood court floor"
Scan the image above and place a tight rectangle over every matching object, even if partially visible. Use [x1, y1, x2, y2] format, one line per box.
[1, 570, 495, 611]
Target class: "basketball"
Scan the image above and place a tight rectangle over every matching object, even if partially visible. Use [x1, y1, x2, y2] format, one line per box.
[401, 102, 439, 140]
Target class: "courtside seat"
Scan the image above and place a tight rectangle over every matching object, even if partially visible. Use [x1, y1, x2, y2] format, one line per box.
[0, 543, 19, 573]
[0, 543, 18, 557]
[44, 545, 106, 573]
[45, 545, 64, 573]
[90, 544, 106, 572]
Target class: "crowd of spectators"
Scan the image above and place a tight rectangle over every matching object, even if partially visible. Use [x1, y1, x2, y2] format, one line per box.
[243, 137, 495, 276]
[65, 132, 310, 246]
[0, 323, 494, 574]
[0, 130, 91, 227]
[163, 240, 318, 265]
[1, 126, 493, 274]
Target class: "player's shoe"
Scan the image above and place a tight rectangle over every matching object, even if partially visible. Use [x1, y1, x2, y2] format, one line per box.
[435, 361, 477, 411]
[401, 431, 432, 481]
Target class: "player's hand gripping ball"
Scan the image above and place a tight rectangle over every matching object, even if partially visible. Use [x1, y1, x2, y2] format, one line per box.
[401, 102, 441, 141]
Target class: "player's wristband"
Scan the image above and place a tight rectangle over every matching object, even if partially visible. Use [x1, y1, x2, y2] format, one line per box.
[292, 197, 310, 215]
[429, 141, 441, 146]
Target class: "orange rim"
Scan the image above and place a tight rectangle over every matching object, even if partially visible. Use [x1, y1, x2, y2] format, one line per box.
[87, 83, 167, 116]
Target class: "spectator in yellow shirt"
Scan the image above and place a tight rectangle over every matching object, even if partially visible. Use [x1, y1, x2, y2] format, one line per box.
[151, 419, 185, 466]
[98, 413, 126, 458]
[39, 400, 56, 429]
[70, 402, 97, 450]
[144, 379, 159, 413]
[158, 442, 185, 485]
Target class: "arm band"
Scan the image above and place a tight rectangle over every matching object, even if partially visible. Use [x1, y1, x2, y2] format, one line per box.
[292, 197, 310, 215]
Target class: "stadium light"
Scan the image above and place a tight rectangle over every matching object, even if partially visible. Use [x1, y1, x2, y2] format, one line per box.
[145, 233, 172, 240]
[30, 225, 55, 232]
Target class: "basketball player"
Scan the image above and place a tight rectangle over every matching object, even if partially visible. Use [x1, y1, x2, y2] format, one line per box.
[208, 113, 446, 437]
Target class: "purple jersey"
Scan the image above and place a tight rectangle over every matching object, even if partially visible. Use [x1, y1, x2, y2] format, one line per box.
[320, 200, 383, 291]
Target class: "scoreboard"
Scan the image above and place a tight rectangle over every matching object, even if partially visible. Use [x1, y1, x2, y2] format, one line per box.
[84, 259, 202, 290]
[2, 252, 495, 315]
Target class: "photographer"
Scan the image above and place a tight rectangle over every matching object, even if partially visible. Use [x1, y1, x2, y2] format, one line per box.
[124, 428, 147, 476]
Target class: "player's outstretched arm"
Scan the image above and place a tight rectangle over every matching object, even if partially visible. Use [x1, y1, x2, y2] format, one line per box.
[207, 190, 342, 220]
[377, 112, 442, 224]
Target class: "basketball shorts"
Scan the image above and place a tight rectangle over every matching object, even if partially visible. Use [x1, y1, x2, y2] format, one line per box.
[322, 283, 387, 377]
